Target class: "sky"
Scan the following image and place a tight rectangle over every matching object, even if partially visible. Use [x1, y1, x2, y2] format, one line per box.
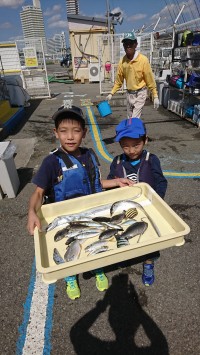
[0, 0, 199, 44]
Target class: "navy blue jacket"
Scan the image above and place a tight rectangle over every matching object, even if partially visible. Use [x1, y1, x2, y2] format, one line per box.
[107, 150, 167, 198]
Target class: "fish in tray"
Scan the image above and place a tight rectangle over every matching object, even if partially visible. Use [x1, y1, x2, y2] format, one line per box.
[120, 221, 148, 242]
[110, 200, 161, 237]
[99, 228, 120, 240]
[46, 215, 92, 232]
[46, 204, 112, 232]
[101, 222, 123, 230]
[73, 229, 102, 240]
[53, 248, 65, 264]
[88, 246, 110, 255]
[85, 240, 108, 253]
[110, 211, 126, 224]
[115, 235, 130, 248]
[69, 221, 104, 229]
[64, 240, 82, 262]
[92, 216, 111, 222]
[54, 226, 70, 242]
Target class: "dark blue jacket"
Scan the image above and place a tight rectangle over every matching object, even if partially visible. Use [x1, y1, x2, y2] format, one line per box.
[107, 150, 167, 198]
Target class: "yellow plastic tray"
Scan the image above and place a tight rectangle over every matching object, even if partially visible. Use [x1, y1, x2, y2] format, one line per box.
[34, 183, 190, 284]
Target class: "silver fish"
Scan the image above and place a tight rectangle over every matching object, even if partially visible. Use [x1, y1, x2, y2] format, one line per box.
[120, 221, 148, 240]
[88, 245, 110, 255]
[110, 200, 161, 237]
[54, 226, 70, 242]
[46, 215, 92, 232]
[110, 211, 126, 224]
[64, 240, 82, 262]
[65, 228, 90, 238]
[53, 248, 65, 264]
[65, 236, 75, 245]
[70, 221, 104, 229]
[101, 222, 123, 230]
[74, 229, 101, 240]
[115, 235, 130, 248]
[85, 240, 108, 253]
[99, 229, 119, 240]
[46, 203, 119, 232]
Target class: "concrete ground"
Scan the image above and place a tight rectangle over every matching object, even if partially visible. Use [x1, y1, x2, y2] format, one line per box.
[0, 64, 200, 355]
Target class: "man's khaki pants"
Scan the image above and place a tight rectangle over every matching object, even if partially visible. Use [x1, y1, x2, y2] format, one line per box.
[127, 88, 147, 118]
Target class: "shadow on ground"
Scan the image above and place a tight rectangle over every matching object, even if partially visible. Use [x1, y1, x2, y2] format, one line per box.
[70, 273, 169, 355]
[17, 167, 34, 194]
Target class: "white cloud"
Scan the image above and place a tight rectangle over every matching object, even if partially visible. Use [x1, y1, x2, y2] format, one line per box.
[46, 13, 67, 29]
[0, 0, 24, 7]
[47, 14, 61, 23]
[150, 0, 199, 30]
[44, 4, 61, 17]
[48, 20, 68, 29]
[127, 13, 147, 22]
[0, 21, 12, 28]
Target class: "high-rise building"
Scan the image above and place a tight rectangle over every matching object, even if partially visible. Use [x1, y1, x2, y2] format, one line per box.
[20, 0, 47, 53]
[66, 0, 79, 15]
[47, 32, 67, 57]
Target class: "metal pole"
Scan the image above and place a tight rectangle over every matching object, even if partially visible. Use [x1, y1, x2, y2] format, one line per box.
[106, 0, 110, 34]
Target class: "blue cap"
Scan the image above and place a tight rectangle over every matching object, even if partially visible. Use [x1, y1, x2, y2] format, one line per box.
[122, 32, 137, 42]
[115, 118, 146, 142]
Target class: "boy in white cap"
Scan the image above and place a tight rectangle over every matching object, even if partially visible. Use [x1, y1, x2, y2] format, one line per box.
[106, 32, 159, 118]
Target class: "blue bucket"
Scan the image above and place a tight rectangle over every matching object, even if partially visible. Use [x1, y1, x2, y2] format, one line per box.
[96, 100, 112, 117]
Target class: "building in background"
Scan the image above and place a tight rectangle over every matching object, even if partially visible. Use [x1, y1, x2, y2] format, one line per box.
[47, 32, 67, 59]
[67, 14, 110, 82]
[20, 0, 47, 53]
[66, 0, 80, 15]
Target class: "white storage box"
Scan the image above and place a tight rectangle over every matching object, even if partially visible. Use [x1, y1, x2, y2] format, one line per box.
[168, 99, 184, 116]
[0, 141, 20, 199]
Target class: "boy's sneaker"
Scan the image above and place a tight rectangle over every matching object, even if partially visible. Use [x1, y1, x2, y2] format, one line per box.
[65, 276, 80, 300]
[142, 263, 154, 286]
[95, 271, 108, 291]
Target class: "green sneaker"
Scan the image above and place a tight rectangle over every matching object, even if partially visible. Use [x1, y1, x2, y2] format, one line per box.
[65, 276, 80, 300]
[95, 271, 108, 291]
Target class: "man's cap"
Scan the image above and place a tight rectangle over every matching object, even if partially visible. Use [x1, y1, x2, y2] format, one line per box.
[52, 105, 85, 124]
[115, 118, 146, 142]
[122, 32, 137, 43]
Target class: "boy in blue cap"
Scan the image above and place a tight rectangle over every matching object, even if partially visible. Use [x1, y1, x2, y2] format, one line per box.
[107, 117, 168, 286]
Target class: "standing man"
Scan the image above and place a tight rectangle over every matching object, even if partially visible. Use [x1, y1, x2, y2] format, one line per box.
[106, 32, 159, 118]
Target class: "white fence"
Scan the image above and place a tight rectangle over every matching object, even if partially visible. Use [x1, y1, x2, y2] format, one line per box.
[0, 39, 50, 99]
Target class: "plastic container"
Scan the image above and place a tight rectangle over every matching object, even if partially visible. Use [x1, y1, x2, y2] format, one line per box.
[34, 183, 190, 284]
[96, 101, 112, 117]
[193, 105, 200, 124]
[162, 85, 170, 108]
[0, 141, 20, 199]
[105, 62, 111, 73]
